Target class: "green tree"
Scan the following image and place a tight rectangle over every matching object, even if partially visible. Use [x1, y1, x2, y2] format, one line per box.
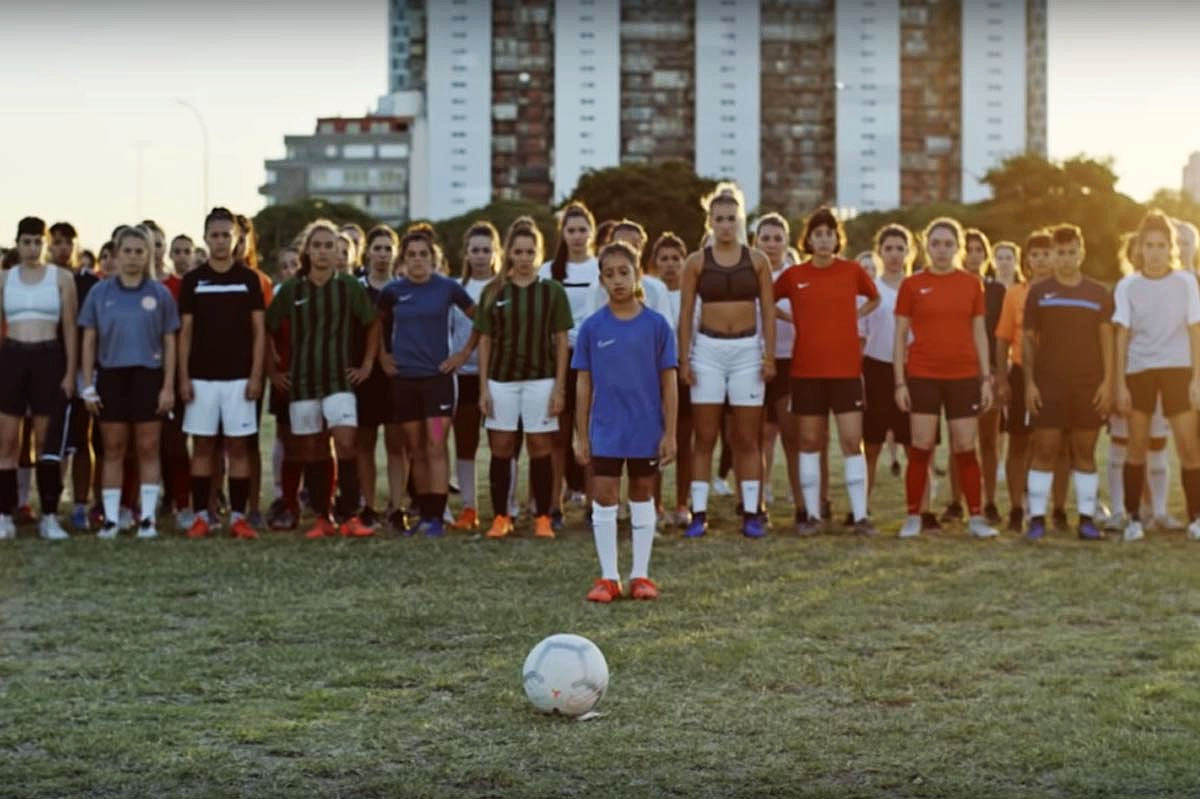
[253, 198, 379, 276]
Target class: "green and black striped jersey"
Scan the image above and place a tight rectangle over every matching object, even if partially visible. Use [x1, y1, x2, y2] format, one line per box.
[266, 272, 376, 400]
[473, 278, 573, 383]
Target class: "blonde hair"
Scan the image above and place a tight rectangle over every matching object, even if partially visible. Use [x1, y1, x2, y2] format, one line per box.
[701, 181, 749, 245]
[485, 216, 544, 303]
[296, 218, 340, 277]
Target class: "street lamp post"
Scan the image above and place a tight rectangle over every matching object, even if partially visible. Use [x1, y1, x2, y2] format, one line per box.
[175, 98, 210, 217]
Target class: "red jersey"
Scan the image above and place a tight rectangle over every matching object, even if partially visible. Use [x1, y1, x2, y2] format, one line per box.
[163, 273, 182, 302]
[894, 268, 984, 379]
[773, 257, 878, 378]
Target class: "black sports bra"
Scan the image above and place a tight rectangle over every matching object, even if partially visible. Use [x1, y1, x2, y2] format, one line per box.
[697, 246, 758, 303]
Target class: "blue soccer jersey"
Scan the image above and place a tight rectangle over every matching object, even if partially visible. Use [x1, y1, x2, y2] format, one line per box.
[572, 305, 678, 458]
[377, 274, 474, 378]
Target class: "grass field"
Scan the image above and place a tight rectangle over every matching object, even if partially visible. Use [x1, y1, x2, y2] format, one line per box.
[3, 426, 1200, 798]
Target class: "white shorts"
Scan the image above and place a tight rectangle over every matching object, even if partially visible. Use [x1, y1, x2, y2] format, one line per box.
[289, 392, 358, 436]
[485, 378, 558, 434]
[1109, 398, 1170, 440]
[689, 333, 765, 406]
[182, 379, 258, 437]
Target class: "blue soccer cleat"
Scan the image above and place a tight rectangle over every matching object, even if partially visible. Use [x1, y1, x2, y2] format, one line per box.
[1025, 516, 1046, 541]
[741, 515, 766, 539]
[684, 512, 707, 538]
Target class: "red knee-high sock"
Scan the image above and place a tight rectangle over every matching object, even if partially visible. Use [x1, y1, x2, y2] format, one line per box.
[954, 450, 983, 516]
[282, 460, 302, 514]
[905, 447, 931, 515]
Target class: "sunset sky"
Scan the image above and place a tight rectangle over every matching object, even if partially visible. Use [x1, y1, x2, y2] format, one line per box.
[1, 0, 1197, 249]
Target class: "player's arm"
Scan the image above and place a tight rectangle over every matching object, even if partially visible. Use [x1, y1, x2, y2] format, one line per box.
[892, 314, 911, 412]
[550, 330, 569, 415]
[158, 328, 177, 416]
[994, 339, 1011, 406]
[58, 270, 78, 398]
[574, 369, 592, 465]
[1188, 321, 1200, 409]
[1114, 324, 1131, 415]
[1096, 321, 1114, 415]
[178, 314, 194, 402]
[477, 332, 493, 418]
[659, 367, 678, 466]
[752, 250, 776, 379]
[247, 310, 265, 401]
[972, 314, 993, 412]
[81, 327, 99, 413]
[677, 252, 701, 385]
[1022, 328, 1040, 414]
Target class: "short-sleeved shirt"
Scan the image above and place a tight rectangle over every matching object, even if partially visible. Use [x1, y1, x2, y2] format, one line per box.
[773, 257, 878, 378]
[540, 257, 598, 348]
[1024, 277, 1114, 386]
[449, 277, 492, 375]
[1112, 270, 1200, 375]
[861, 276, 902, 363]
[376, 274, 474, 378]
[994, 281, 1030, 367]
[771, 261, 797, 359]
[265, 272, 377, 401]
[572, 305, 678, 458]
[474, 278, 573, 383]
[178, 263, 265, 380]
[894, 268, 985, 380]
[78, 276, 180, 370]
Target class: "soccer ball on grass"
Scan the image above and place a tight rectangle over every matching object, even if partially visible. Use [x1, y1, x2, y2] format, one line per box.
[522, 633, 608, 716]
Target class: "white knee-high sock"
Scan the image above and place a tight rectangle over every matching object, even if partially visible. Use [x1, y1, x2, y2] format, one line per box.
[272, 439, 284, 498]
[456, 458, 476, 509]
[1027, 469, 1053, 518]
[799, 452, 821, 519]
[102, 488, 120, 526]
[17, 467, 31, 507]
[1108, 442, 1125, 515]
[690, 480, 709, 514]
[629, 499, 656, 580]
[844, 454, 868, 521]
[740, 480, 760, 516]
[1148, 448, 1169, 518]
[139, 484, 160, 524]
[1073, 471, 1099, 517]
[591, 502, 619, 580]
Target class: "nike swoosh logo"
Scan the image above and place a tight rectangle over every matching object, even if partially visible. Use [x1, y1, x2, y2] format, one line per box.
[495, 300, 510, 307]
[439, 403, 452, 410]
[647, 460, 658, 468]
[398, 294, 412, 301]
[1044, 293, 1057, 298]
[598, 339, 615, 348]
[294, 299, 309, 306]
[919, 288, 933, 294]
[796, 283, 810, 289]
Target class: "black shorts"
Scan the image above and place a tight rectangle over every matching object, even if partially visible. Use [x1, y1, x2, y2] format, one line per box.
[791, 376, 865, 416]
[591, 456, 660, 479]
[862, 356, 910, 446]
[393, 373, 456, 423]
[765, 358, 791, 423]
[355, 369, 395, 427]
[269, 382, 290, 422]
[0, 340, 66, 417]
[563, 362, 580, 415]
[457, 374, 481, 408]
[1033, 379, 1104, 431]
[96, 367, 165, 423]
[1006, 365, 1031, 434]
[1127, 368, 1191, 417]
[907, 376, 981, 420]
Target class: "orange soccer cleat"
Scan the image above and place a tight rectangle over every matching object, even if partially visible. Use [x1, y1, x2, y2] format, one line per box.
[586, 578, 622, 603]
[533, 515, 555, 539]
[453, 507, 479, 530]
[339, 516, 376, 538]
[629, 577, 660, 600]
[304, 517, 337, 540]
[485, 515, 514, 539]
[186, 516, 211, 539]
[230, 517, 259, 540]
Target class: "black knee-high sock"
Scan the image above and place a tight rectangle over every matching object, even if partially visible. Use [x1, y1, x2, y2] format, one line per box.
[489, 456, 512, 518]
[431, 492, 448, 519]
[530, 455, 552, 517]
[1124, 462, 1146, 518]
[336, 458, 359, 519]
[304, 461, 331, 517]
[1182, 468, 1200, 521]
[36, 460, 63, 516]
[191, 475, 212, 514]
[229, 477, 250, 516]
[0, 468, 16, 515]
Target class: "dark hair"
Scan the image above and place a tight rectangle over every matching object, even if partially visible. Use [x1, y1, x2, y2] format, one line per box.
[799, 207, 844, 256]
[460, 220, 501, 283]
[235, 214, 260, 270]
[1052, 223, 1083, 247]
[651, 231, 687, 262]
[550, 201, 596, 282]
[399, 222, 436, 260]
[365, 224, 399, 264]
[16, 217, 47, 239]
[204, 207, 237, 233]
[99, 242, 114, 259]
[754, 212, 790, 239]
[171, 234, 194, 247]
[595, 219, 618, 249]
[963, 228, 994, 278]
[80, 249, 96, 268]
[1, 249, 18, 270]
[1025, 229, 1052, 252]
[1133, 209, 1180, 272]
[991, 241, 1024, 284]
[484, 216, 544, 303]
[140, 219, 164, 236]
[873, 223, 915, 274]
[597, 240, 644, 299]
[48, 222, 77, 240]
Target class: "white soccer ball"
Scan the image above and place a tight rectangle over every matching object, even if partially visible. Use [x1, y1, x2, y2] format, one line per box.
[522, 633, 609, 716]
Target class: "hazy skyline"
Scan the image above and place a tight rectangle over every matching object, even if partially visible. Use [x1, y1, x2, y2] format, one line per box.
[1, 0, 1198, 250]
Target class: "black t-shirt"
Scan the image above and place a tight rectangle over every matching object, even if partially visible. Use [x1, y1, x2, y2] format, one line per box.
[179, 263, 265, 380]
[1024, 276, 1114, 386]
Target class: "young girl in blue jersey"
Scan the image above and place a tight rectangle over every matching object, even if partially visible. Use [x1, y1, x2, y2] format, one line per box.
[573, 241, 678, 602]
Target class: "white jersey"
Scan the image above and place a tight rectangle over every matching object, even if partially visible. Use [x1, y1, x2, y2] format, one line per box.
[772, 260, 796, 359]
[861, 275, 903, 363]
[449, 276, 492, 375]
[583, 274, 674, 328]
[1112, 270, 1200, 374]
[539, 257, 599, 348]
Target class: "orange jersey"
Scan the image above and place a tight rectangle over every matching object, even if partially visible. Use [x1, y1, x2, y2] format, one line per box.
[895, 268, 984, 379]
[773, 257, 878, 378]
[993, 282, 1029, 367]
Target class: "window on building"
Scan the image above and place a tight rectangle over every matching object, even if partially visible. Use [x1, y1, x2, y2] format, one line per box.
[344, 144, 375, 159]
[379, 143, 410, 159]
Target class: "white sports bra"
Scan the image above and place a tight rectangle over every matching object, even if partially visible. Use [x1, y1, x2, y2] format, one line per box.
[4, 266, 60, 323]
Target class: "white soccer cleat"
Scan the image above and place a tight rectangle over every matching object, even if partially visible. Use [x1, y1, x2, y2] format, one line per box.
[711, 477, 734, 497]
[118, 507, 135, 531]
[1123, 519, 1145, 542]
[1101, 510, 1128, 532]
[97, 522, 119, 540]
[898, 514, 922, 539]
[968, 515, 999, 539]
[0, 514, 15, 540]
[175, 508, 196, 532]
[135, 521, 158, 540]
[1152, 514, 1185, 532]
[1187, 518, 1200, 541]
[39, 515, 70, 541]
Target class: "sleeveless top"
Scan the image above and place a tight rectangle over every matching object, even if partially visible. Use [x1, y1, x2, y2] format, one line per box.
[4, 265, 60, 323]
[697, 246, 758, 303]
